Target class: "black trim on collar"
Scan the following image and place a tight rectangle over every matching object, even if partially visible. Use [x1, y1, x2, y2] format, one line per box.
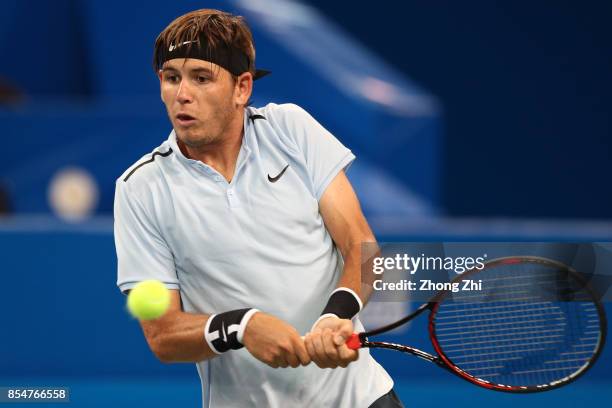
[123, 148, 173, 182]
[249, 114, 266, 122]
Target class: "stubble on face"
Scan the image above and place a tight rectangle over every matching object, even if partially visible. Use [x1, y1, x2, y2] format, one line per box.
[177, 95, 236, 149]
[161, 60, 239, 150]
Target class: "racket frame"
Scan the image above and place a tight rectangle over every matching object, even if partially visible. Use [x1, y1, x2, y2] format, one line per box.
[355, 256, 607, 393]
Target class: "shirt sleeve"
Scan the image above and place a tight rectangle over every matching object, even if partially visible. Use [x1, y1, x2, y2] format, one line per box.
[279, 104, 356, 200]
[114, 180, 179, 294]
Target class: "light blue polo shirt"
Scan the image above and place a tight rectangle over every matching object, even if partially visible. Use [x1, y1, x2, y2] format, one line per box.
[114, 103, 392, 408]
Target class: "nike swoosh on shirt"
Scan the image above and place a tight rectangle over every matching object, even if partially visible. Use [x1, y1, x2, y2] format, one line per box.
[267, 164, 290, 183]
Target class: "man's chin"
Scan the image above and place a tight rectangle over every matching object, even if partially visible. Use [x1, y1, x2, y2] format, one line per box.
[175, 131, 213, 149]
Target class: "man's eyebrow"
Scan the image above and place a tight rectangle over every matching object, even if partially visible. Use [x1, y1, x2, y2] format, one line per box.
[190, 67, 214, 75]
[161, 66, 214, 75]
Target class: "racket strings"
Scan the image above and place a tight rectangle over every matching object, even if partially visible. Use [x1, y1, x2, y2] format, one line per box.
[433, 261, 603, 388]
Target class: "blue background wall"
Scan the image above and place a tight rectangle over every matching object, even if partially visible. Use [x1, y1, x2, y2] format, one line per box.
[308, 0, 612, 219]
[2, 0, 610, 219]
[0, 0, 441, 218]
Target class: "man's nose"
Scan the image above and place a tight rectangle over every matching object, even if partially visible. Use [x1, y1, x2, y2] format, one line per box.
[176, 80, 193, 104]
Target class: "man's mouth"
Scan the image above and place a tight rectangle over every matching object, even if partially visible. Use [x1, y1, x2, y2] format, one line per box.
[176, 113, 197, 126]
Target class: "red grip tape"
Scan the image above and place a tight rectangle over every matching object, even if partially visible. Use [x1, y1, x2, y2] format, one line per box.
[346, 333, 362, 350]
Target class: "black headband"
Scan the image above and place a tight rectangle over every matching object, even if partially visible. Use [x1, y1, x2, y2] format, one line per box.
[158, 37, 270, 80]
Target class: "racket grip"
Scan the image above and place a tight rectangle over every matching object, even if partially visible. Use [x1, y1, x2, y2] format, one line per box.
[346, 333, 362, 350]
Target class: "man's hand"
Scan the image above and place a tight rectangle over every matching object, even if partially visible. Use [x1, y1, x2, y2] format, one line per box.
[242, 312, 311, 368]
[304, 316, 359, 368]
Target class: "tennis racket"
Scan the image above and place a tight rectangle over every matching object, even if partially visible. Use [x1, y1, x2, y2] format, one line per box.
[347, 256, 607, 392]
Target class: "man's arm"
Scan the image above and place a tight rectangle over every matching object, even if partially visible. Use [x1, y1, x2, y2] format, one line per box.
[137, 290, 311, 368]
[137, 290, 212, 363]
[318, 171, 377, 305]
[305, 170, 376, 368]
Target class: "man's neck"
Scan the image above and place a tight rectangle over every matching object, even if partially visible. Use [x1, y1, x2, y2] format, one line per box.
[179, 109, 245, 182]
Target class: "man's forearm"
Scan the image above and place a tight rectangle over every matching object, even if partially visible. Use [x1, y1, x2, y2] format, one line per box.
[337, 250, 363, 302]
[141, 310, 216, 363]
[336, 239, 377, 306]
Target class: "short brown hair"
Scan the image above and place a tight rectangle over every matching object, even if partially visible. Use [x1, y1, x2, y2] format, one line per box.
[153, 9, 256, 75]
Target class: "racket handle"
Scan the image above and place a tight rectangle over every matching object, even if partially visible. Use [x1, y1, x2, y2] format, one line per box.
[346, 333, 362, 350]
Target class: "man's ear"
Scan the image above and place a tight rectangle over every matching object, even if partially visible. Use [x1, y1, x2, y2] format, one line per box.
[234, 72, 253, 106]
[158, 70, 165, 103]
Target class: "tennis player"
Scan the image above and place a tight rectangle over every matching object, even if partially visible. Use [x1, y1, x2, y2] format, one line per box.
[115, 9, 402, 408]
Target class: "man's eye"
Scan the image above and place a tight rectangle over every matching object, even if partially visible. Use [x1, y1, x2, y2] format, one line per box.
[166, 75, 179, 83]
[197, 76, 209, 83]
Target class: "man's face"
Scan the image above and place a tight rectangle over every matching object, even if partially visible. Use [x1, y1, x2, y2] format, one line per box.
[159, 58, 245, 148]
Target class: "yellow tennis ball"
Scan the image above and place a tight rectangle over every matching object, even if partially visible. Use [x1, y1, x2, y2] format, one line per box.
[127, 280, 170, 320]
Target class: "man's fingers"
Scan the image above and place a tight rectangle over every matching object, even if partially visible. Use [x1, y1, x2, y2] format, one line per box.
[304, 330, 359, 370]
[322, 328, 340, 367]
[286, 351, 300, 368]
[333, 320, 354, 346]
[274, 355, 289, 368]
[310, 330, 332, 368]
[337, 344, 358, 367]
[305, 334, 316, 361]
[294, 337, 311, 366]
[278, 337, 301, 368]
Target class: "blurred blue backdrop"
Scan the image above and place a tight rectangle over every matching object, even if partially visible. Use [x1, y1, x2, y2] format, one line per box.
[308, 0, 612, 219]
[1, 0, 611, 407]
